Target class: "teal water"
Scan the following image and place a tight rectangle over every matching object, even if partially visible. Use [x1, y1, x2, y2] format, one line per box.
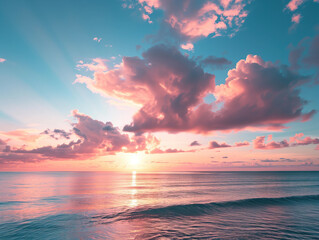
[0, 171, 319, 239]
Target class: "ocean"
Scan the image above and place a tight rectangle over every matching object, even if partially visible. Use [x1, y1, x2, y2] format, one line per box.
[0, 171, 319, 239]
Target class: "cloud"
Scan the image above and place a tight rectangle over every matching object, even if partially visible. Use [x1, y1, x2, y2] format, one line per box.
[289, 133, 319, 146]
[0, 58, 6, 63]
[126, 0, 250, 41]
[291, 13, 301, 24]
[285, 0, 318, 29]
[0, 129, 41, 142]
[76, 45, 315, 134]
[261, 158, 301, 163]
[76, 58, 108, 72]
[180, 43, 194, 51]
[286, 0, 305, 11]
[234, 141, 249, 147]
[209, 140, 249, 149]
[200, 55, 232, 69]
[0, 110, 160, 164]
[285, 0, 318, 11]
[149, 148, 188, 154]
[190, 140, 201, 146]
[303, 35, 319, 70]
[289, 35, 319, 79]
[93, 37, 102, 43]
[254, 133, 319, 150]
[42, 129, 72, 140]
[149, 147, 197, 154]
[209, 140, 231, 149]
[253, 135, 289, 149]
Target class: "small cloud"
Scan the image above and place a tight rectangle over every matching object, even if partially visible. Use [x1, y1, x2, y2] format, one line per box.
[209, 141, 231, 149]
[180, 43, 194, 51]
[0, 58, 6, 63]
[76, 58, 108, 72]
[142, 13, 152, 23]
[190, 140, 201, 146]
[235, 141, 250, 147]
[93, 37, 102, 43]
[292, 13, 301, 24]
[200, 55, 231, 69]
[222, 156, 228, 159]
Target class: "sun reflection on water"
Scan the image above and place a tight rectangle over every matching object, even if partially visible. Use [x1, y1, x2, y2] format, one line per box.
[130, 171, 138, 207]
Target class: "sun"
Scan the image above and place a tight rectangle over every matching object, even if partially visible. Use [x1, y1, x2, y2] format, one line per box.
[130, 154, 140, 167]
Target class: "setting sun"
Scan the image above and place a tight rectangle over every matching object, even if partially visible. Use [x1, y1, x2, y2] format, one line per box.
[130, 154, 140, 166]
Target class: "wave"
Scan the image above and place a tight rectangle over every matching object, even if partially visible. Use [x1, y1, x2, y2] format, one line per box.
[94, 194, 319, 222]
[0, 200, 28, 206]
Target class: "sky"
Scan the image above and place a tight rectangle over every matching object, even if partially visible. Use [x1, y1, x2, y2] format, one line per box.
[0, 0, 319, 172]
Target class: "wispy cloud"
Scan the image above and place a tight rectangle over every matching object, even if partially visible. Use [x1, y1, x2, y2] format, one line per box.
[93, 37, 102, 43]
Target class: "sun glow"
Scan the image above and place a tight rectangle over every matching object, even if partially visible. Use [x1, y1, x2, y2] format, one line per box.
[127, 152, 146, 170]
[130, 154, 140, 166]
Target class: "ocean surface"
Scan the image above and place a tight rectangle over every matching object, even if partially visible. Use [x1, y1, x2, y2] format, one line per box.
[0, 171, 319, 239]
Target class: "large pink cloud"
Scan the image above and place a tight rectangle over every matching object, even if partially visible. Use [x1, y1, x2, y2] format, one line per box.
[126, 0, 249, 41]
[0, 110, 160, 164]
[76, 45, 315, 134]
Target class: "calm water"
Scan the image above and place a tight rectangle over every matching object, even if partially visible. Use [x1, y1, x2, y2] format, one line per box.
[0, 171, 319, 239]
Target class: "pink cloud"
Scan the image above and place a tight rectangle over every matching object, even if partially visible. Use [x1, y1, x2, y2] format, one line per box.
[76, 45, 315, 134]
[149, 148, 192, 154]
[209, 140, 249, 149]
[0, 58, 6, 63]
[93, 37, 102, 43]
[235, 141, 250, 147]
[289, 133, 319, 145]
[0, 139, 7, 145]
[254, 133, 319, 150]
[142, 13, 152, 23]
[0, 111, 160, 164]
[180, 43, 194, 51]
[253, 135, 289, 149]
[291, 13, 301, 23]
[286, 0, 305, 11]
[127, 0, 250, 41]
[0, 129, 40, 142]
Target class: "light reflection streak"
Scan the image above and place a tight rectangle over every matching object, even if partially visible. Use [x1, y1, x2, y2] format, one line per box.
[130, 171, 138, 207]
